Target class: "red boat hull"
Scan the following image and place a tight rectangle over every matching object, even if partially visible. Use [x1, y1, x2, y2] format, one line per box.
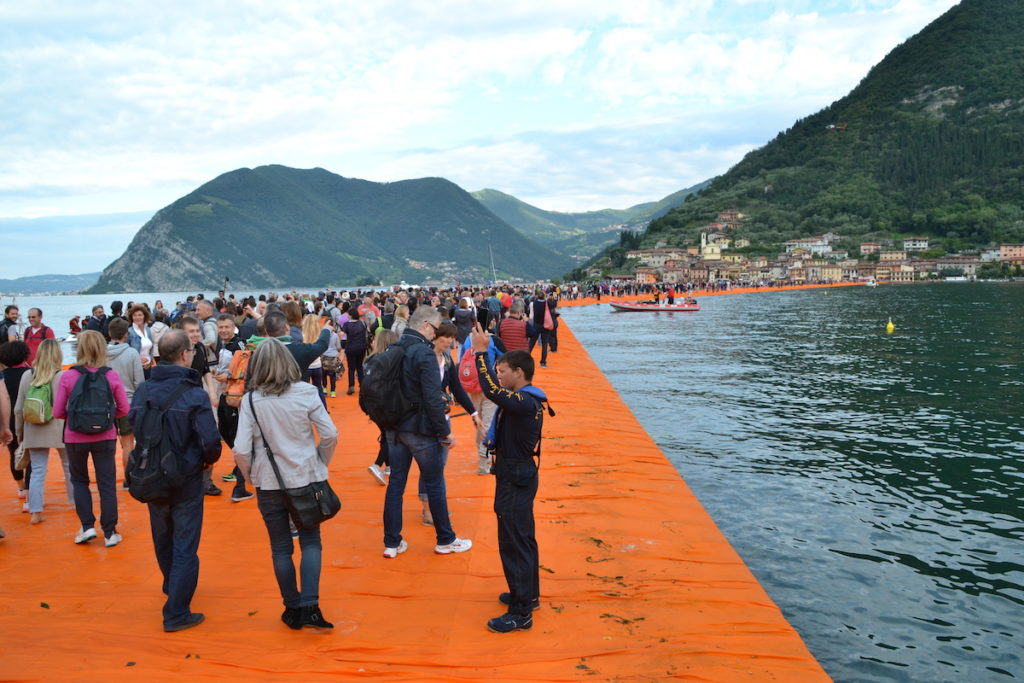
[609, 300, 700, 312]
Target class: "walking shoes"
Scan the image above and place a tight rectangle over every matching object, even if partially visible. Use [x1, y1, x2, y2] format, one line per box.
[383, 540, 408, 558]
[487, 612, 533, 633]
[434, 538, 472, 554]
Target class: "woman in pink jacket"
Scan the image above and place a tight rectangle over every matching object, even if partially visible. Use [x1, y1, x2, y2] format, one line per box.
[53, 330, 131, 547]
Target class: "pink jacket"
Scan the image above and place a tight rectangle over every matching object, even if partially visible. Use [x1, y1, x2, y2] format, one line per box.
[53, 366, 131, 443]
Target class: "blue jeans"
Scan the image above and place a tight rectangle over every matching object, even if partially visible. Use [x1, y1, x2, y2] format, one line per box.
[66, 440, 118, 537]
[256, 489, 322, 608]
[384, 430, 454, 547]
[147, 475, 205, 628]
[27, 448, 72, 513]
[417, 443, 449, 501]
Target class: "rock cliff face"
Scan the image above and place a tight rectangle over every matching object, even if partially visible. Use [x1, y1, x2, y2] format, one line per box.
[86, 166, 572, 293]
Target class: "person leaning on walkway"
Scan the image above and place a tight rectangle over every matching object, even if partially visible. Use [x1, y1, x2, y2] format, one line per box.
[233, 339, 338, 631]
[382, 306, 472, 559]
[129, 330, 222, 632]
[471, 323, 549, 634]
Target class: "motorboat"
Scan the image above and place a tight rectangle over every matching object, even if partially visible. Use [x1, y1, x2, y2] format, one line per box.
[609, 299, 700, 312]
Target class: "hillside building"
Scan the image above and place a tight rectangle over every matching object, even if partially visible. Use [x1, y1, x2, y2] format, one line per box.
[860, 242, 881, 255]
[902, 237, 929, 251]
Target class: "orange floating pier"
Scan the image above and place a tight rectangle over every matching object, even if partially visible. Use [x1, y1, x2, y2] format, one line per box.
[1, 291, 833, 681]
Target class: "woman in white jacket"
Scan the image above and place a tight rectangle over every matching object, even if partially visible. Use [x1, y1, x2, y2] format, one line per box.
[234, 339, 338, 631]
[14, 339, 74, 524]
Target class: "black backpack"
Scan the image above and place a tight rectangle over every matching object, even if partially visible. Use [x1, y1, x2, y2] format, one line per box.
[66, 366, 116, 434]
[342, 319, 368, 353]
[358, 341, 415, 430]
[126, 382, 192, 503]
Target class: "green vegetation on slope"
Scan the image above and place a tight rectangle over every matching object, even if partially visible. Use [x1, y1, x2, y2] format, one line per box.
[87, 166, 573, 292]
[646, 0, 1024, 252]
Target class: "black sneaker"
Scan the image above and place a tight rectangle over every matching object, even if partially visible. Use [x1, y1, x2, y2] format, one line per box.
[487, 611, 532, 633]
[281, 607, 302, 630]
[204, 484, 222, 496]
[499, 592, 540, 611]
[300, 605, 334, 630]
[231, 490, 254, 503]
[164, 612, 205, 632]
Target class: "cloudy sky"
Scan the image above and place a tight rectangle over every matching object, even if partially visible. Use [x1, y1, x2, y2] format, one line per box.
[1, 0, 958, 278]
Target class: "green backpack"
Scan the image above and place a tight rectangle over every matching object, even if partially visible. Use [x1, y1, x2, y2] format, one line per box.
[23, 381, 54, 425]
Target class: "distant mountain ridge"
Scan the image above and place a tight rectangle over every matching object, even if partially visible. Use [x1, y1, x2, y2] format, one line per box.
[646, 0, 1024, 250]
[473, 182, 707, 258]
[0, 272, 100, 295]
[86, 166, 573, 293]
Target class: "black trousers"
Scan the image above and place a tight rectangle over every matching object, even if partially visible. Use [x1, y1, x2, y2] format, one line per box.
[345, 351, 365, 389]
[493, 472, 539, 615]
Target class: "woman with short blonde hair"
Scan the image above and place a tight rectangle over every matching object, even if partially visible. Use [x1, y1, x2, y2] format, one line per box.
[234, 338, 338, 631]
[14, 338, 74, 524]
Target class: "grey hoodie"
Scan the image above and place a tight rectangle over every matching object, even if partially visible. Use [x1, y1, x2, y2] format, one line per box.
[106, 341, 145, 399]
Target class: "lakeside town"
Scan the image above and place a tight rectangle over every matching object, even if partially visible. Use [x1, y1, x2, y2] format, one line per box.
[593, 210, 1024, 285]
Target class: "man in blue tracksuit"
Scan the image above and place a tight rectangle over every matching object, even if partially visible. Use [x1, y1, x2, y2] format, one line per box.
[129, 329, 221, 632]
[471, 323, 549, 633]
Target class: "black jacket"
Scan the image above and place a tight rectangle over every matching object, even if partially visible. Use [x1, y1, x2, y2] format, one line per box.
[128, 363, 222, 479]
[395, 329, 450, 438]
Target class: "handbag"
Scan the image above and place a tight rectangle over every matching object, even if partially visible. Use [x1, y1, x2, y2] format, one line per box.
[247, 393, 341, 530]
[14, 445, 29, 471]
[543, 304, 555, 331]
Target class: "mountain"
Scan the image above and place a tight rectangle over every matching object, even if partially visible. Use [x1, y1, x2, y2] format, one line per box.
[0, 272, 101, 295]
[85, 166, 573, 293]
[472, 182, 707, 257]
[646, 0, 1024, 251]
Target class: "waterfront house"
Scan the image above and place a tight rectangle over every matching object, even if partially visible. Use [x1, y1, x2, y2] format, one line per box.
[1000, 244, 1024, 262]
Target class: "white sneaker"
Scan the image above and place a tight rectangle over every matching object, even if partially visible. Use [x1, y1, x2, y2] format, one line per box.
[434, 537, 472, 554]
[17, 488, 27, 499]
[105, 532, 123, 548]
[368, 464, 386, 486]
[383, 540, 408, 558]
[75, 527, 97, 544]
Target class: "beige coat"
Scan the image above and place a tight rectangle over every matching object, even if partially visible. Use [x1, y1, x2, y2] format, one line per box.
[14, 370, 66, 450]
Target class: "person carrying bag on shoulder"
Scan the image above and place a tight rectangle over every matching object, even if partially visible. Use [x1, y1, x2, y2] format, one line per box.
[233, 338, 339, 632]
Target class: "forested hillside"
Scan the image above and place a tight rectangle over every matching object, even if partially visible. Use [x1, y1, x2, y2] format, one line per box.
[86, 166, 572, 292]
[645, 0, 1024, 252]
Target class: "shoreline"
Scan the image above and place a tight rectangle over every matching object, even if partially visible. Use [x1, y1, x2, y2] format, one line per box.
[0, 299, 828, 680]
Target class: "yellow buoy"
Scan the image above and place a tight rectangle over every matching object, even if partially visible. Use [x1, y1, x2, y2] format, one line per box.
[886, 318, 895, 334]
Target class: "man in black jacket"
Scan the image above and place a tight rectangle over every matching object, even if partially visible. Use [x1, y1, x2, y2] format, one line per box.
[381, 306, 472, 559]
[472, 324, 548, 633]
[262, 311, 329, 382]
[129, 330, 222, 633]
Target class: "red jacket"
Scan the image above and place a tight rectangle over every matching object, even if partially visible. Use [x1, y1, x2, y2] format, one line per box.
[497, 317, 529, 352]
[24, 325, 55, 364]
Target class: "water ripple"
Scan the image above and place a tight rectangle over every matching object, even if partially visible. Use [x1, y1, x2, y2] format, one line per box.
[565, 283, 1024, 682]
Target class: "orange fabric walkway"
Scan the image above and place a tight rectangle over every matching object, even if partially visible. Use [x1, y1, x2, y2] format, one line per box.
[1, 293, 831, 681]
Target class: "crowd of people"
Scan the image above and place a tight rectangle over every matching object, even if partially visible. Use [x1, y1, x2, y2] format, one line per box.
[0, 283, 556, 634]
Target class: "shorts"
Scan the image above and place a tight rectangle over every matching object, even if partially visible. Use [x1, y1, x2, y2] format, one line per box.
[116, 415, 133, 436]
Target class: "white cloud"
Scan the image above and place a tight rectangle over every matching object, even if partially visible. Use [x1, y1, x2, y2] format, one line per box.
[0, 0, 961, 271]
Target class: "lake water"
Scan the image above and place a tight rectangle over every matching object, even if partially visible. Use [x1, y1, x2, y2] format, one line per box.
[562, 283, 1023, 683]
[5, 284, 1021, 680]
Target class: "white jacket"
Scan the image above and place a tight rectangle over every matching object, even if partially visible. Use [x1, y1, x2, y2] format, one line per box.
[233, 382, 337, 490]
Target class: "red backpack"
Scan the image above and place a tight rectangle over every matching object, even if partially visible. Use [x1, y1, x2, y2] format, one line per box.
[458, 347, 481, 393]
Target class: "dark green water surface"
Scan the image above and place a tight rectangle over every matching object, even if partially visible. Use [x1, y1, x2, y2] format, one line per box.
[563, 283, 1022, 683]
